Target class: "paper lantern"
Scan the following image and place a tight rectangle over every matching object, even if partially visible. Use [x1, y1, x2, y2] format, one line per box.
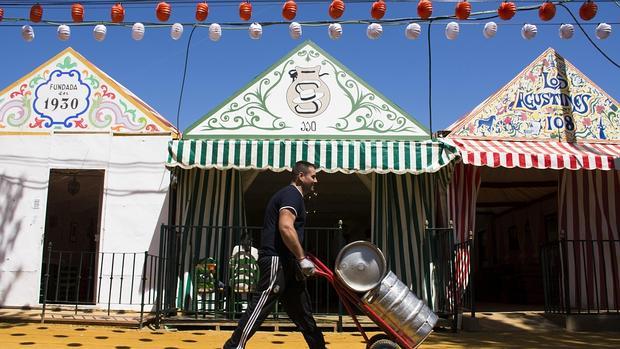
[329, 0, 345, 20]
[455, 1, 471, 20]
[239, 1, 252, 21]
[156, 1, 171, 22]
[30, 4, 43, 23]
[283, 0, 297, 21]
[209, 23, 222, 41]
[539, 1, 556, 21]
[196, 2, 209, 22]
[249, 22, 262, 39]
[57, 24, 71, 41]
[497, 1, 516, 20]
[521, 23, 537, 40]
[417, 0, 432, 20]
[0, 8, 4, 22]
[483, 22, 497, 39]
[595, 23, 611, 40]
[171, 23, 183, 40]
[580, 1, 597, 21]
[366, 23, 383, 40]
[445, 21, 459, 40]
[328, 23, 343, 40]
[131, 22, 145, 41]
[559, 23, 574, 39]
[71, 3, 84, 22]
[111, 3, 125, 23]
[289, 22, 302, 39]
[371, 0, 386, 20]
[22, 25, 35, 42]
[405, 23, 421, 40]
[93, 24, 107, 41]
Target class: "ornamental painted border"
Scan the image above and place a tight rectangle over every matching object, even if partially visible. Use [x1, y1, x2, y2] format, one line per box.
[32, 69, 91, 128]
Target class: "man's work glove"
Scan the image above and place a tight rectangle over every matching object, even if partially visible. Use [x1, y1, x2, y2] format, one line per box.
[297, 257, 315, 277]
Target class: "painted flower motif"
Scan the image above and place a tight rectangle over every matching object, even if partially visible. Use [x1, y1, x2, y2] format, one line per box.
[582, 117, 592, 127]
[595, 105, 605, 114]
[519, 112, 528, 121]
[468, 123, 475, 133]
[503, 116, 512, 125]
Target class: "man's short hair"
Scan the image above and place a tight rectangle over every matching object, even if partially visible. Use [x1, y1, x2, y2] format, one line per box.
[292, 161, 316, 180]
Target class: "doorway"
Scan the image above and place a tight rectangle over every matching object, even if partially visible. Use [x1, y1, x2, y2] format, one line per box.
[40, 169, 105, 304]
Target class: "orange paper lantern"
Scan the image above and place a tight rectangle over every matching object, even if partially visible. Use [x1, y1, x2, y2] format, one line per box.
[417, 0, 433, 20]
[30, 4, 43, 23]
[111, 3, 125, 23]
[579, 0, 597, 21]
[239, 1, 252, 21]
[0, 8, 4, 22]
[156, 1, 171, 22]
[371, 0, 386, 20]
[282, 0, 297, 21]
[497, 1, 516, 21]
[328, 0, 345, 20]
[455, 0, 471, 20]
[538, 1, 556, 21]
[196, 2, 209, 22]
[71, 3, 84, 22]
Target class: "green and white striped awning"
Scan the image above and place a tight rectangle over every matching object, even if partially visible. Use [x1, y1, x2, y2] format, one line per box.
[167, 139, 458, 174]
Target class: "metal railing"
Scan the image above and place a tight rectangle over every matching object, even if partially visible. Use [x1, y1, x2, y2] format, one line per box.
[541, 239, 620, 315]
[40, 242, 164, 327]
[155, 224, 344, 327]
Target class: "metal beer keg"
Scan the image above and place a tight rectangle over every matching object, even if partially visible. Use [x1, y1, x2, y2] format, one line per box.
[334, 241, 387, 292]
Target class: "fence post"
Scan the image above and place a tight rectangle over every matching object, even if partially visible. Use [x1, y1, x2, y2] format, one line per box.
[337, 220, 343, 332]
[107, 253, 115, 316]
[560, 237, 571, 315]
[139, 251, 148, 329]
[41, 242, 52, 323]
[469, 231, 475, 319]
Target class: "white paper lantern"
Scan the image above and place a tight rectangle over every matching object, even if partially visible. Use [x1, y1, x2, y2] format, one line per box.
[209, 23, 222, 41]
[171, 23, 184, 40]
[289, 22, 302, 40]
[405, 23, 421, 40]
[57, 24, 71, 41]
[445, 21, 459, 40]
[93, 24, 107, 42]
[596, 23, 612, 40]
[521, 23, 537, 40]
[366, 23, 383, 40]
[132, 23, 145, 41]
[559, 23, 574, 40]
[21, 25, 35, 42]
[249, 22, 262, 40]
[483, 22, 497, 39]
[328, 23, 343, 40]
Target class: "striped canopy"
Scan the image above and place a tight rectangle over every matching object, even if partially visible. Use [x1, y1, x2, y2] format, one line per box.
[167, 139, 458, 174]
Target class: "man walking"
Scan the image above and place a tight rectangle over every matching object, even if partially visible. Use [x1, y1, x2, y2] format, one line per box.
[223, 161, 326, 349]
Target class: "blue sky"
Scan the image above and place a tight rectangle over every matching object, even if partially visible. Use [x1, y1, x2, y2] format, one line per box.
[0, 1, 618, 134]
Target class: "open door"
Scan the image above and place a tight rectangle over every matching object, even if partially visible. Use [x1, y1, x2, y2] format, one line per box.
[40, 169, 104, 304]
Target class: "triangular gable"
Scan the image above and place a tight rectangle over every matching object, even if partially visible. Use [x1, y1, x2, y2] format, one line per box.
[0, 48, 179, 137]
[185, 40, 428, 140]
[448, 48, 620, 142]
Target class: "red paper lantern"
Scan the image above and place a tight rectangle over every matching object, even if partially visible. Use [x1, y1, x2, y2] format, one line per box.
[111, 3, 125, 23]
[282, 0, 297, 21]
[417, 0, 433, 20]
[371, 0, 386, 20]
[71, 3, 84, 22]
[0, 8, 4, 22]
[497, 1, 516, 21]
[239, 1, 252, 21]
[196, 2, 209, 22]
[455, 0, 471, 20]
[328, 0, 345, 20]
[156, 1, 171, 22]
[579, 0, 597, 21]
[538, 1, 556, 21]
[30, 4, 43, 23]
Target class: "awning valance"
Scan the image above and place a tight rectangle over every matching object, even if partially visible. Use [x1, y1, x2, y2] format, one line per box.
[448, 139, 620, 170]
[167, 139, 458, 174]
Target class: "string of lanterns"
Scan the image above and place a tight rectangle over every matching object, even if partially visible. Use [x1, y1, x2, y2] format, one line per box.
[2, 1, 613, 42]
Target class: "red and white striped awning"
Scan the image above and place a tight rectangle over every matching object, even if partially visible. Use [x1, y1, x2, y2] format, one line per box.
[448, 139, 620, 170]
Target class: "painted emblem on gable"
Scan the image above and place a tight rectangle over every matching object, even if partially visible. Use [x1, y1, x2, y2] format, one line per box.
[33, 69, 91, 127]
[286, 66, 330, 118]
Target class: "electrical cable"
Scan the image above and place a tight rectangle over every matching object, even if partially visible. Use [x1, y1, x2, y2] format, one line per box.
[175, 24, 197, 128]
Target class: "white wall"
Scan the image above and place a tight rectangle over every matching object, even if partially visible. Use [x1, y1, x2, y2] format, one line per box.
[0, 133, 171, 307]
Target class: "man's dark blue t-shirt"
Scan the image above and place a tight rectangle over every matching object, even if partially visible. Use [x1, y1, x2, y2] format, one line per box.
[259, 185, 306, 258]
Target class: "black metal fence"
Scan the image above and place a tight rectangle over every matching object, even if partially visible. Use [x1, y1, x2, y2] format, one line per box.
[155, 224, 344, 326]
[40, 242, 164, 327]
[541, 239, 620, 315]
